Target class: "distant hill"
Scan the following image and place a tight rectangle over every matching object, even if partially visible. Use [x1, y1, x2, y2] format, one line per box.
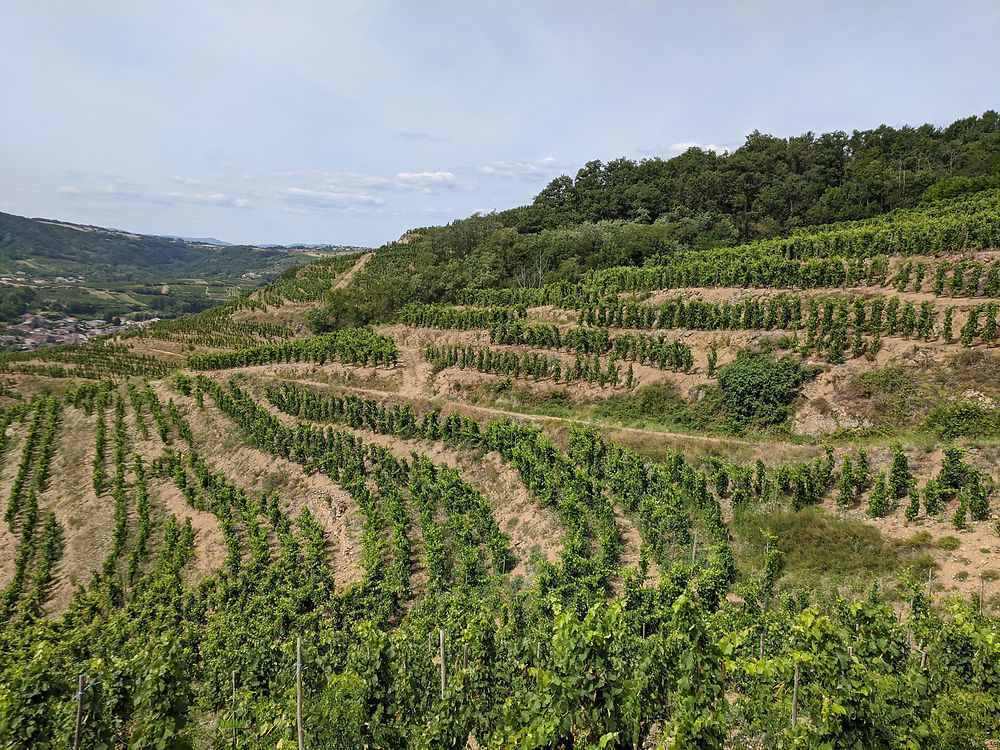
[0, 211, 367, 282]
[158, 235, 234, 246]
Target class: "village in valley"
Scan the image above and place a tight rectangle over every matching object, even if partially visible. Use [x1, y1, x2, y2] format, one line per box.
[1, 312, 156, 350]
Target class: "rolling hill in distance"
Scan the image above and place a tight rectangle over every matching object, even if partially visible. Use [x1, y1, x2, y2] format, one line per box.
[2, 111, 1000, 747]
[0, 211, 367, 339]
[0, 211, 366, 281]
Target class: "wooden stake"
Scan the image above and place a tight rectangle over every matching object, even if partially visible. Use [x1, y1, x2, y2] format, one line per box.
[73, 674, 86, 750]
[981, 578, 986, 616]
[691, 533, 698, 567]
[926, 569, 933, 598]
[791, 664, 799, 728]
[439, 629, 446, 700]
[296, 638, 304, 750]
[231, 670, 237, 750]
[536, 641, 541, 686]
[758, 626, 764, 660]
[463, 643, 468, 670]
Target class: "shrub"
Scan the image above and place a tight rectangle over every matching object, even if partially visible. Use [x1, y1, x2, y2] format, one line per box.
[888, 445, 911, 498]
[968, 473, 991, 521]
[937, 535, 961, 551]
[924, 479, 942, 516]
[716, 351, 810, 431]
[938, 446, 967, 491]
[926, 401, 996, 438]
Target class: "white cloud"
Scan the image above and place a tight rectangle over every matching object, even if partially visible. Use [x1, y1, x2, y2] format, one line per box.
[166, 192, 251, 209]
[478, 157, 566, 179]
[280, 187, 384, 207]
[55, 173, 252, 210]
[269, 169, 474, 194]
[395, 131, 448, 143]
[394, 171, 474, 192]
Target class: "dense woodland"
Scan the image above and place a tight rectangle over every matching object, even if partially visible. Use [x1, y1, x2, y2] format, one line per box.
[1, 112, 1000, 749]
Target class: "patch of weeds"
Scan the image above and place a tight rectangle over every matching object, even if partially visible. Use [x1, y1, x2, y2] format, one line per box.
[847, 364, 922, 431]
[592, 384, 701, 430]
[906, 531, 933, 548]
[937, 535, 961, 551]
[732, 505, 923, 588]
[910, 554, 940, 579]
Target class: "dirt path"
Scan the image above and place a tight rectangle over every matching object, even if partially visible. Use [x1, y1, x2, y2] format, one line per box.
[639, 283, 999, 310]
[220, 365, 824, 467]
[334, 252, 373, 290]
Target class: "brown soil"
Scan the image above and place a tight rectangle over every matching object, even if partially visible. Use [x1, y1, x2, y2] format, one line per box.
[42, 407, 115, 613]
[334, 252, 373, 290]
[237, 376, 564, 579]
[164, 386, 365, 589]
[0, 424, 25, 591]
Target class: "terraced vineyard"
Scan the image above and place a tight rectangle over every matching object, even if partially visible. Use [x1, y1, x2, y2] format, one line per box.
[1, 191, 1000, 748]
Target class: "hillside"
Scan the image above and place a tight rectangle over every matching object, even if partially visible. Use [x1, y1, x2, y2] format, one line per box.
[0, 211, 365, 282]
[0, 211, 369, 335]
[0, 179, 999, 746]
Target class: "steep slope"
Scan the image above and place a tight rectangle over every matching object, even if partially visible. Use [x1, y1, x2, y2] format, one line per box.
[0, 167, 999, 747]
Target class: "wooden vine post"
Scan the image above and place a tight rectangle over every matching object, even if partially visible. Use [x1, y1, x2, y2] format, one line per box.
[791, 663, 799, 728]
[73, 674, 86, 750]
[296, 638, 304, 750]
[439, 629, 446, 700]
[231, 670, 238, 750]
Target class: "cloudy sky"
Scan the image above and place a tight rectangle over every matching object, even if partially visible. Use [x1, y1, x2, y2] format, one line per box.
[2, 1, 998, 247]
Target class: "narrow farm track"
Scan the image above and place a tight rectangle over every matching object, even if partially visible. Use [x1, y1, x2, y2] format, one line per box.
[334, 251, 373, 289]
[228, 366, 826, 465]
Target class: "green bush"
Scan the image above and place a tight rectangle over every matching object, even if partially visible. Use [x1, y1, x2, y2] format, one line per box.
[926, 401, 997, 438]
[716, 351, 809, 431]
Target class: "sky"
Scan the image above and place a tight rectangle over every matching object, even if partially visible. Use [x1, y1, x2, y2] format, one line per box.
[2, 1, 999, 248]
